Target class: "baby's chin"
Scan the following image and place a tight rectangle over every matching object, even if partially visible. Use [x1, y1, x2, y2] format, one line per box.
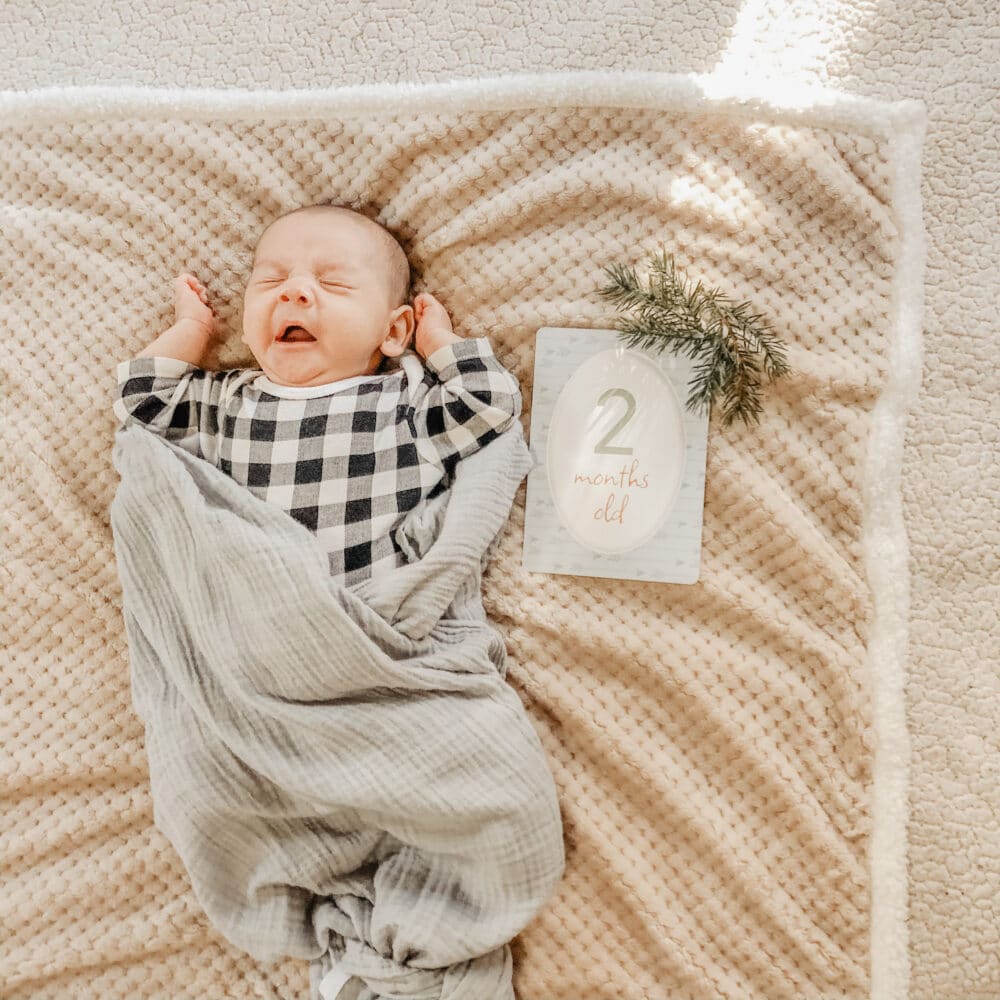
[257, 344, 383, 386]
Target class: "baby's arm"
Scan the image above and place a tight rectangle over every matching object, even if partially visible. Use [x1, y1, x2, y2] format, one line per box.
[136, 317, 213, 366]
[114, 273, 225, 461]
[113, 358, 227, 464]
[410, 337, 522, 478]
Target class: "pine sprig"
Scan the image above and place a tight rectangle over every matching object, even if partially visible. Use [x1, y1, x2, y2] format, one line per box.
[597, 249, 792, 427]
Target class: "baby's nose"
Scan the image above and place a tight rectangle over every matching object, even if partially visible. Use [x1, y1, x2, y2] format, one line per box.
[279, 285, 312, 304]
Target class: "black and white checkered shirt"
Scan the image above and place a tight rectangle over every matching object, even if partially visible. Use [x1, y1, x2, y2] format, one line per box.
[113, 337, 522, 586]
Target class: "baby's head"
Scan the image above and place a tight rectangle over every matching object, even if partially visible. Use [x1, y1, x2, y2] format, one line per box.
[240, 204, 415, 387]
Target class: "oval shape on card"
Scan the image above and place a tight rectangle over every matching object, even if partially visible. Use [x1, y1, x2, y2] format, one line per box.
[546, 347, 685, 555]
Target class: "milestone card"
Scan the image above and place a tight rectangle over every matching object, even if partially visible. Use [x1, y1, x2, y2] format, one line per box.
[522, 327, 709, 584]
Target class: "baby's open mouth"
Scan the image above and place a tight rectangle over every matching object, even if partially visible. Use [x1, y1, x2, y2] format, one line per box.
[277, 324, 316, 343]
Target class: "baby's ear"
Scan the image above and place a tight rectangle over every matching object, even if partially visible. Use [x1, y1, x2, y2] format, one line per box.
[380, 317, 412, 358]
[394, 302, 416, 336]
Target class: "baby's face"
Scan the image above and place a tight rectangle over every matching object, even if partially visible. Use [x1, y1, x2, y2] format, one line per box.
[241, 213, 413, 387]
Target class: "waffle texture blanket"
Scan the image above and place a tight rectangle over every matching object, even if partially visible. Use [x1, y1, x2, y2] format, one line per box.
[107, 418, 563, 1000]
[2, 72, 925, 1000]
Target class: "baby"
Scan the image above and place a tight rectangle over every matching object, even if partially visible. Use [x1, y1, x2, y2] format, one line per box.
[113, 203, 523, 585]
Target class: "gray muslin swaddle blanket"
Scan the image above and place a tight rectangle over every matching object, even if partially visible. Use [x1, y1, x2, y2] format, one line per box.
[108, 417, 565, 1000]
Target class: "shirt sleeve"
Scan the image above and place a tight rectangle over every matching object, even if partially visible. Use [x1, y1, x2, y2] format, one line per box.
[112, 356, 226, 465]
[409, 337, 522, 478]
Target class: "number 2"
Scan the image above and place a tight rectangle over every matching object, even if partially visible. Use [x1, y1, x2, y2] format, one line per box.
[594, 387, 635, 455]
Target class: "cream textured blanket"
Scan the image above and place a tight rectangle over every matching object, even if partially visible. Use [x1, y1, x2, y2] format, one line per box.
[108, 418, 562, 1000]
[2, 73, 924, 999]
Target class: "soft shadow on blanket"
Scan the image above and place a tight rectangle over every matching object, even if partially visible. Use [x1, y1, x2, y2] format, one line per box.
[109, 420, 565, 1000]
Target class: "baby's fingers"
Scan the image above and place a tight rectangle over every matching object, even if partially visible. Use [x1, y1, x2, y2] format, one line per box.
[178, 273, 209, 305]
[414, 292, 441, 318]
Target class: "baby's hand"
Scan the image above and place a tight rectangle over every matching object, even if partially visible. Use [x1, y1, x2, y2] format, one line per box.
[174, 273, 217, 336]
[413, 292, 462, 360]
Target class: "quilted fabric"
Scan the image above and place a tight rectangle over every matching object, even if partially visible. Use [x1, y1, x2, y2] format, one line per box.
[1, 77, 922, 999]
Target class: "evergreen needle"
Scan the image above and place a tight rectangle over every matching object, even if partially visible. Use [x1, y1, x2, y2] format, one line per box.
[596, 248, 792, 427]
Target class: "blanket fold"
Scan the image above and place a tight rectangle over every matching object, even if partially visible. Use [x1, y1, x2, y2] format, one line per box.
[109, 418, 564, 1000]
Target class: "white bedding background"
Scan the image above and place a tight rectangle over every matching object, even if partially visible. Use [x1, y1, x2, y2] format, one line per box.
[3, 3, 996, 998]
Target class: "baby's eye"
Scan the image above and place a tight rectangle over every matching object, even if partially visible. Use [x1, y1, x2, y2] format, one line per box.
[255, 278, 346, 285]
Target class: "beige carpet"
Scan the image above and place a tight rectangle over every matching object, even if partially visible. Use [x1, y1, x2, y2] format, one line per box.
[3, 73, 920, 999]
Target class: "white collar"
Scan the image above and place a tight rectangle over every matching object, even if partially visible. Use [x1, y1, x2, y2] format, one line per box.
[244, 350, 424, 401]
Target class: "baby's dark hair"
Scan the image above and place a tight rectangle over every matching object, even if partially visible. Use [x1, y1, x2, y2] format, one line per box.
[262, 202, 413, 312]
